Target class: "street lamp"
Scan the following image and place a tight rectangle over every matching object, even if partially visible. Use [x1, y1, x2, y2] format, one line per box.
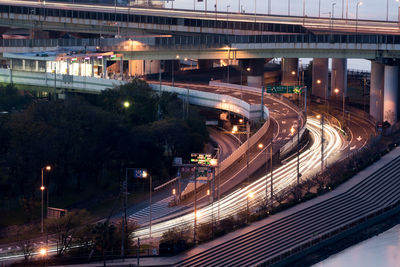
[40, 165, 51, 234]
[258, 142, 272, 204]
[396, 0, 400, 25]
[288, 0, 291, 16]
[331, 3, 336, 31]
[334, 88, 345, 121]
[246, 191, 254, 223]
[39, 247, 47, 256]
[123, 101, 130, 108]
[318, 114, 325, 173]
[356, 2, 363, 33]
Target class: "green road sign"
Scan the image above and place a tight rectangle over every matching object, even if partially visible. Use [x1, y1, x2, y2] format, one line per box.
[191, 153, 213, 166]
[266, 86, 304, 94]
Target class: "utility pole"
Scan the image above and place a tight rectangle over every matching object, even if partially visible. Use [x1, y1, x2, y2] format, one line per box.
[270, 140, 273, 200]
[321, 114, 325, 173]
[297, 115, 301, 186]
[53, 65, 56, 101]
[193, 167, 197, 244]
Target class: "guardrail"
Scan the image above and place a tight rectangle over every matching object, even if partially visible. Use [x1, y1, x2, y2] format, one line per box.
[209, 80, 307, 157]
[0, 68, 124, 92]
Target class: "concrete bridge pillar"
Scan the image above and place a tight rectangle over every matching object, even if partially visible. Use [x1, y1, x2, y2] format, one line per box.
[331, 59, 348, 97]
[281, 58, 298, 86]
[383, 65, 398, 124]
[370, 61, 385, 122]
[198, 60, 214, 71]
[247, 59, 265, 87]
[144, 60, 161, 75]
[312, 58, 329, 99]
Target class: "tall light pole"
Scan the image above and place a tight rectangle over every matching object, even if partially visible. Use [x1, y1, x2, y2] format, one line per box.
[346, 0, 349, 21]
[397, 0, 400, 25]
[331, 3, 336, 30]
[317, 114, 325, 173]
[268, 0, 271, 15]
[356, 2, 363, 33]
[246, 191, 254, 224]
[238, 0, 240, 13]
[40, 165, 51, 234]
[288, 0, 291, 16]
[387, 0, 389, 21]
[342, 0, 344, 18]
[254, 0, 257, 22]
[319, 0, 321, 18]
[334, 88, 345, 121]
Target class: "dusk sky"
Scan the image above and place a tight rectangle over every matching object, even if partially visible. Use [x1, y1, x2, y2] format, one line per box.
[167, 0, 393, 21]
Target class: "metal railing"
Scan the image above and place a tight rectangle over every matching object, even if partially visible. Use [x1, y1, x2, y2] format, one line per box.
[2, 34, 400, 49]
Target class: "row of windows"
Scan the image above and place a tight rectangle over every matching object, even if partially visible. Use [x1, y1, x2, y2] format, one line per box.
[0, 4, 306, 34]
[0, 34, 399, 47]
[155, 34, 400, 45]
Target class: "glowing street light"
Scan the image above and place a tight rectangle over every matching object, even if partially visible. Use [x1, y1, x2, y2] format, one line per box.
[290, 126, 296, 135]
[123, 101, 130, 108]
[40, 165, 51, 234]
[39, 247, 47, 256]
[356, 2, 363, 33]
[210, 158, 218, 166]
[258, 143, 264, 149]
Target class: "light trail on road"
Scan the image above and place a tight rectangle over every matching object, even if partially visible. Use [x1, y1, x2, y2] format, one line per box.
[134, 117, 344, 238]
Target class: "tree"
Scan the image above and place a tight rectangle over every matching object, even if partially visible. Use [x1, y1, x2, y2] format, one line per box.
[46, 209, 90, 256]
[0, 84, 32, 111]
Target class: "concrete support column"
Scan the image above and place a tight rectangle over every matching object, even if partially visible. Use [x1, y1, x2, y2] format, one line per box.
[384, 65, 398, 124]
[91, 58, 94, 77]
[312, 58, 329, 99]
[103, 58, 107, 78]
[331, 58, 348, 97]
[281, 58, 299, 86]
[198, 59, 214, 71]
[144, 60, 161, 74]
[247, 59, 265, 87]
[370, 61, 384, 122]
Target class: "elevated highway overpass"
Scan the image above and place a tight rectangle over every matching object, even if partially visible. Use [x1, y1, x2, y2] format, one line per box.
[0, 0, 400, 36]
[0, 33, 399, 125]
[0, 34, 399, 59]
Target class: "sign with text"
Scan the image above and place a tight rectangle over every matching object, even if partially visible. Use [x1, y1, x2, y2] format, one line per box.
[190, 153, 213, 166]
[266, 86, 304, 94]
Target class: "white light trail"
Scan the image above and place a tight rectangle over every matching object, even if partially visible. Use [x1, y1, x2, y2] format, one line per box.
[135, 117, 343, 238]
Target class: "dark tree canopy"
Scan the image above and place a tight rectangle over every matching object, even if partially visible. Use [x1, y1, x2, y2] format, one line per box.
[0, 81, 209, 226]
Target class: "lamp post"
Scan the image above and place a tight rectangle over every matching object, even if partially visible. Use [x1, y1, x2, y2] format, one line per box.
[142, 171, 152, 239]
[288, 0, 291, 16]
[334, 88, 345, 121]
[319, 0, 321, 18]
[387, 0, 389, 21]
[356, 2, 363, 33]
[246, 191, 254, 224]
[268, 0, 271, 15]
[40, 165, 51, 234]
[397, 0, 400, 25]
[331, 3, 336, 31]
[317, 114, 325, 173]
